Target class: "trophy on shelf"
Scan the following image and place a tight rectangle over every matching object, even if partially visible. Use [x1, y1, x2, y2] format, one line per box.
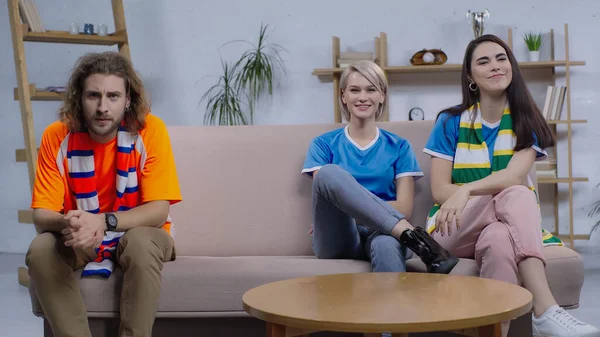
[466, 9, 490, 38]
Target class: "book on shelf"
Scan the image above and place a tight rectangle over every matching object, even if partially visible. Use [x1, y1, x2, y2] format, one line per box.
[18, 0, 45, 32]
[541, 86, 567, 121]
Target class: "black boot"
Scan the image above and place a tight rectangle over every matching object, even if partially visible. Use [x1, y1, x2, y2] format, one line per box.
[400, 227, 459, 274]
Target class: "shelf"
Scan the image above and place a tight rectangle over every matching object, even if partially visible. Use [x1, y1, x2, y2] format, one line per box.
[18, 209, 33, 224]
[22, 27, 127, 46]
[518, 60, 586, 68]
[312, 60, 586, 76]
[538, 177, 588, 184]
[18, 266, 29, 287]
[14, 84, 64, 101]
[547, 120, 587, 124]
[15, 148, 39, 162]
[385, 64, 462, 73]
[555, 234, 590, 241]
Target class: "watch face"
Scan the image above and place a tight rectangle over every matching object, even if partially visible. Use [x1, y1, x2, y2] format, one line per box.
[409, 107, 424, 121]
[107, 214, 117, 229]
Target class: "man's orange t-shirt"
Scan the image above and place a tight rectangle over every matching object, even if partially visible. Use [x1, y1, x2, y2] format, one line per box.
[31, 114, 182, 230]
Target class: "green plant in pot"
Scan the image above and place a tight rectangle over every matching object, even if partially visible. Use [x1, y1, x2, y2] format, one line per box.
[523, 31, 543, 62]
[201, 60, 248, 126]
[201, 23, 287, 126]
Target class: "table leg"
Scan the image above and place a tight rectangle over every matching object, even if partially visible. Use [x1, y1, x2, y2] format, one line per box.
[478, 323, 502, 337]
[267, 322, 286, 337]
[266, 323, 315, 337]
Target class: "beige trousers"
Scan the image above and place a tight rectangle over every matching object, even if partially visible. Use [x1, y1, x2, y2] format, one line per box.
[26, 227, 175, 337]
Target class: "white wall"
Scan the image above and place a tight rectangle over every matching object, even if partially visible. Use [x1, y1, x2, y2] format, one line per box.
[1, 0, 599, 253]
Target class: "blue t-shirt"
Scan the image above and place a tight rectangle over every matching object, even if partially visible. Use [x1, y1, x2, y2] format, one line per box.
[424, 112, 547, 163]
[301, 126, 423, 201]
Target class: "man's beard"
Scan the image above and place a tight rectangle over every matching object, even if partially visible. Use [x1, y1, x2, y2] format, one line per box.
[85, 115, 123, 138]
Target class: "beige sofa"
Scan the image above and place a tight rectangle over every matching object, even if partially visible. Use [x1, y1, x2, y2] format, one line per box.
[29, 120, 584, 337]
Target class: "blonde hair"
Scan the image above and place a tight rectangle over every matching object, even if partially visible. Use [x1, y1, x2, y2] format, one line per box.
[60, 51, 150, 134]
[339, 60, 388, 122]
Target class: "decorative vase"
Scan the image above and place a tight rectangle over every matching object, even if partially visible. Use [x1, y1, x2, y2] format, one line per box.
[529, 51, 540, 62]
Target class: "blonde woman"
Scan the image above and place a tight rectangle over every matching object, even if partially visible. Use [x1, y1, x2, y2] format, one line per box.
[301, 60, 458, 273]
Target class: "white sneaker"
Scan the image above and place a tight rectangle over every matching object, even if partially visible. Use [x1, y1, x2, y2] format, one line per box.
[532, 305, 600, 337]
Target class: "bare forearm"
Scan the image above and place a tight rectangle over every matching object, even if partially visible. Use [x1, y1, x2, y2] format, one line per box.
[463, 169, 523, 196]
[462, 148, 535, 196]
[435, 171, 521, 204]
[32, 208, 68, 234]
[388, 200, 413, 221]
[433, 184, 461, 205]
[112, 200, 170, 231]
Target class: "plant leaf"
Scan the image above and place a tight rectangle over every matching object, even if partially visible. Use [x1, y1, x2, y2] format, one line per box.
[201, 23, 287, 126]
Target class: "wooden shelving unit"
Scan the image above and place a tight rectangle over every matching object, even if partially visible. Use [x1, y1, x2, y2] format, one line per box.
[312, 24, 587, 248]
[7, 0, 132, 287]
[22, 28, 127, 46]
[312, 60, 586, 77]
[14, 83, 64, 101]
[539, 177, 589, 184]
[547, 120, 587, 125]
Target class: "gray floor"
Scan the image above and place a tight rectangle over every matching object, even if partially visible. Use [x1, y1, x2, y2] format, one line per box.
[1, 245, 599, 337]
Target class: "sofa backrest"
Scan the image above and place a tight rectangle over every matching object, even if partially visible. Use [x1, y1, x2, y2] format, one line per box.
[168, 120, 437, 256]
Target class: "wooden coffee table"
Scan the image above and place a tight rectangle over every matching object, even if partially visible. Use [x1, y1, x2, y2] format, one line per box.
[243, 273, 533, 337]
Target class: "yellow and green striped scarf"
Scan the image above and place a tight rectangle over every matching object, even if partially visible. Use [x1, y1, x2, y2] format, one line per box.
[426, 103, 562, 246]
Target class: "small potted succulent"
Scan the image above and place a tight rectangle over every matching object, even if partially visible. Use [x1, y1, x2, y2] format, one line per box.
[523, 32, 543, 62]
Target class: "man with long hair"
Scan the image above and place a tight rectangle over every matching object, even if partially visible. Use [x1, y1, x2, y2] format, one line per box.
[25, 51, 182, 337]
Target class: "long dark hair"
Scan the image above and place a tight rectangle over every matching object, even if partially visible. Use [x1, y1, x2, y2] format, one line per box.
[437, 34, 555, 151]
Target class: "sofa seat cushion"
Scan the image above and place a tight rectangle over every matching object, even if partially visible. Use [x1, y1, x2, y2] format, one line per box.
[406, 245, 583, 308]
[30, 246, 583, 317]
[30, 256, 371, 316]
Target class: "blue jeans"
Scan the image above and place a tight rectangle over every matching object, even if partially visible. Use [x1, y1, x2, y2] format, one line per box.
[311, 164, 408, 272]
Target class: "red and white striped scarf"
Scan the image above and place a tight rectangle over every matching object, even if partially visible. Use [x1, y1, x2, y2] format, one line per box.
[67, 123, 139, 278]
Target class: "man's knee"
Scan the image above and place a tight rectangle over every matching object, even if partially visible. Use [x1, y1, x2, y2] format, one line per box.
[118, 228, 165, 268]
[26, 232, 59, 270]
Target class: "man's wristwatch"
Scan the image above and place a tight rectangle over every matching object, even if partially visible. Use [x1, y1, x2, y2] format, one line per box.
[105, 213, 118, 232]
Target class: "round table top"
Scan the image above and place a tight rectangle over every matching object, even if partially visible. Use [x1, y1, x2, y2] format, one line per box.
[242, 273, 533, 333]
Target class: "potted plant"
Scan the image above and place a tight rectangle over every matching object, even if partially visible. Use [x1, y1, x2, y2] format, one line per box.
[523, 32, 543, 62]
[200, 60, 248, 126]
[201, 23, 287, 126]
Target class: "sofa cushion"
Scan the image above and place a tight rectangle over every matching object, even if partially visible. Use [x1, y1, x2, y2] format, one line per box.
[406, 245, 583, 308]
[543, 245, 584, 308]
[29, 246, 583, 317]
[30, 256, 371, 316]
